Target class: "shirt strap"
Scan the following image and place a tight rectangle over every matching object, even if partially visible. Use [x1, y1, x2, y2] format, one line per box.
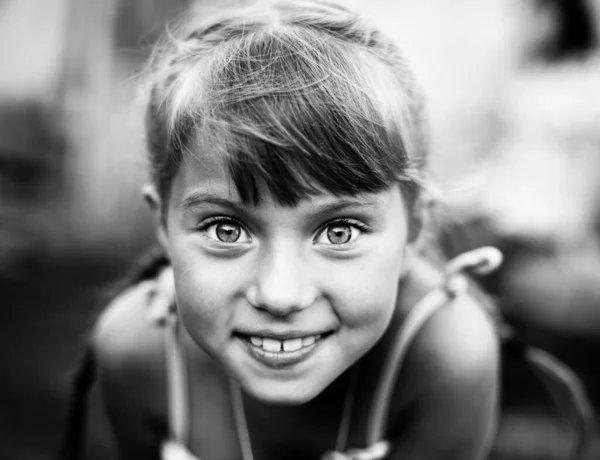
[164, 309, 191, 446]
[366, 247, 503, 445]
[149, 267, 191, 447]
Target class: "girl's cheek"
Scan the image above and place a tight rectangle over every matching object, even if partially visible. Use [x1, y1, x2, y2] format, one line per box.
[174, 269, 235, 347]
[331, 253, 403, 327]
[173, 263, 235, 319]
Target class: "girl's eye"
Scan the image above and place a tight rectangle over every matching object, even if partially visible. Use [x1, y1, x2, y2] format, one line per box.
[200, 218, 251, 244]
[215, 222, 242, 242]
[315, 220, 364, 246]
[326, 225, 353, 244]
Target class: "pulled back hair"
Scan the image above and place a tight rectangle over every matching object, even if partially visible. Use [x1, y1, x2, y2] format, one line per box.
[145, 0, 429, 208]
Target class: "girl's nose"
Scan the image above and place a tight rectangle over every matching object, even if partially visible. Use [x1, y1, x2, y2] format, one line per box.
[245, 244, 317, 316]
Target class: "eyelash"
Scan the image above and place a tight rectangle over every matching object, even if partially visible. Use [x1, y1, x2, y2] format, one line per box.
[314, 218, 371, 242]
[195, 216, 248, 234]
[194, 216, 371, 242]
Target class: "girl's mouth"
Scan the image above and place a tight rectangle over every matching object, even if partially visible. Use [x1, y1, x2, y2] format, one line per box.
[247, 334, 320, 352]
[235, 332, 333, 368]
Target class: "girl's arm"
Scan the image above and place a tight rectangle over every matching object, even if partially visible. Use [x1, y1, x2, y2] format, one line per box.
[388, 293, 500, 460]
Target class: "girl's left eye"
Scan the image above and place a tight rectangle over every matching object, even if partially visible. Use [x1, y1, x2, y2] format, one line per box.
[200, 218, 251, 244]
[314, 220, 365, 246]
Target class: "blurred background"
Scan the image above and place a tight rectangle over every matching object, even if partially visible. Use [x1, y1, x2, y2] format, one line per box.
[0, 0, 599, 459]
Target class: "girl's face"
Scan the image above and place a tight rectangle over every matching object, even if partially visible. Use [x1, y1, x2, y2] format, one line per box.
[159, 154, 411, 404]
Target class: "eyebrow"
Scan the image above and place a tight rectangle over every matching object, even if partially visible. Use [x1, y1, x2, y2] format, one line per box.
[180, 191, 387, 217]
[180, 192, 245, 213]
[310, 196, 386, 216]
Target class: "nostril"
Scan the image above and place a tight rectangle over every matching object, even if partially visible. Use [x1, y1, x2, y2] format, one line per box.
[246, 282, 294, 311]
[245, 282, 316, 315]
[245, 259, 318, 313]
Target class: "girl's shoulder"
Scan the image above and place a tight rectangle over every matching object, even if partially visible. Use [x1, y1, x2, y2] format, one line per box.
[91, 277, 173, 453]
[388, 252, 500, 419]
[93, 268, 219, 401]
[93, 270, 235, 455]
[93, 277, 169, 421]
[94, 278, 166, 377]
[401, 253, 499, 372]
[361, 252, 500, 453]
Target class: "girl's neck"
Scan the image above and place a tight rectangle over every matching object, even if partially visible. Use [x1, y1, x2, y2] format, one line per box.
[238, 365, 361, 460]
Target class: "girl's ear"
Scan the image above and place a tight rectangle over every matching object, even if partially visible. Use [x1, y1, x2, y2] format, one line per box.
[142, 184, 170, 255]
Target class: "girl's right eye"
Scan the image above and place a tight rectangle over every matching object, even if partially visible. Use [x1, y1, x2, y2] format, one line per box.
[198, 217, 251, 244]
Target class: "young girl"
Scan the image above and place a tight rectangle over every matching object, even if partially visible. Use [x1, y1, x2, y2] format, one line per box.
[94, 1, 500, 459]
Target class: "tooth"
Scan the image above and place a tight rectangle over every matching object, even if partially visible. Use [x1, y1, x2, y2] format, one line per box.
[249, 336, 262, 347]
[302, 336, 316, 346]
[262, 338, 282, 352]
[283, 338, 302, 352]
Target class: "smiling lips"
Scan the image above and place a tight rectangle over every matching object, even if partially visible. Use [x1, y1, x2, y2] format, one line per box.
[249, 335, 319, 352]
[238, 332, 328, 368]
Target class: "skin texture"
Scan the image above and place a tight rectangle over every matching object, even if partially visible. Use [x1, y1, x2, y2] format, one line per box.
[159, 154, 411, 405]
[95, 155, 500, 460]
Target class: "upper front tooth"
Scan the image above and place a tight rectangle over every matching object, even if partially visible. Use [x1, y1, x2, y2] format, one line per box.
[262, 338, 282, 352]
[283, 338, 303, 352]
[249, 336, 263, 347]
[302, 335, 316, 346]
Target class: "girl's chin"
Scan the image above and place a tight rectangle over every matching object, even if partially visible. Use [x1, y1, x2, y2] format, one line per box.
[226, 332, 341, 404]
[241, 380, 323, 405]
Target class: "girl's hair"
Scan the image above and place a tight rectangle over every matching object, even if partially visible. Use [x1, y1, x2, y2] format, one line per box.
[144, 0, 429, 209]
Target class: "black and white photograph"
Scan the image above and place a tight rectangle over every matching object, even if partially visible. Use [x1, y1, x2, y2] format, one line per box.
[0, 1, 599, 459]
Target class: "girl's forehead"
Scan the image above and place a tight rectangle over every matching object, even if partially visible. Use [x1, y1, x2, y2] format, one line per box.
[172, 155, 403, 214]
[173, 126, 409, 212]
